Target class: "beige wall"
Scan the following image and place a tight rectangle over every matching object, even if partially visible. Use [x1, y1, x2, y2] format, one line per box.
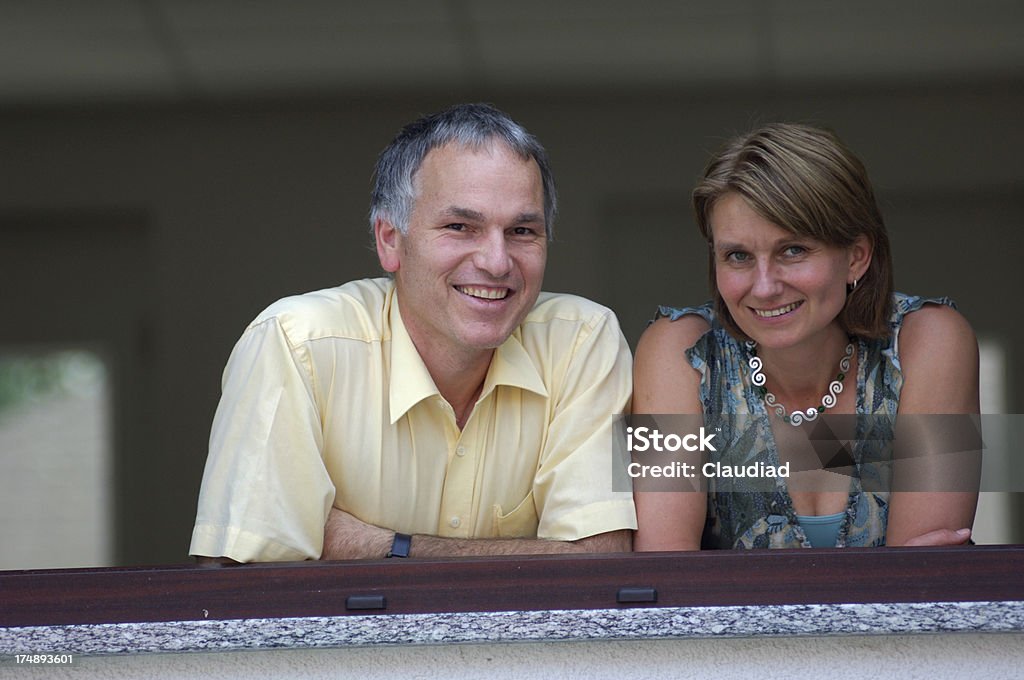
[0, 84, 1021, 564]
[15, 634, 1024, 679]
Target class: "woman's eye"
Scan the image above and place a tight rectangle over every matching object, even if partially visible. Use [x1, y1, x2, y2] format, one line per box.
[725, 251, 750, 263]
[783, 245, 807, 257]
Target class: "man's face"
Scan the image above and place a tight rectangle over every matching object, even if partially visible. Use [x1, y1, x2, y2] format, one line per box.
[376, 142, 547, 369]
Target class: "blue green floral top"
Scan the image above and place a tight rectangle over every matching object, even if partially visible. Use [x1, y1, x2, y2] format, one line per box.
[655, 293, 954, 549]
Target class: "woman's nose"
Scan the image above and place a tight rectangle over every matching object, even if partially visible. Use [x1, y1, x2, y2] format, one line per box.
[751, 262, 783, 298]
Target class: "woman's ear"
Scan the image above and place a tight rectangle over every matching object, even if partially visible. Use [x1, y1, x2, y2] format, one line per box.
[848, 234, 873, 284]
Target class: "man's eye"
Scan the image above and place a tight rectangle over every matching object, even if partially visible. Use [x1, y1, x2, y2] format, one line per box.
[445, 223, 466, 231]
[512, 226, 538, 236]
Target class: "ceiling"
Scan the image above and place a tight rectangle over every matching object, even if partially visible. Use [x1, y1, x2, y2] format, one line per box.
[0, 0, 1021, 106]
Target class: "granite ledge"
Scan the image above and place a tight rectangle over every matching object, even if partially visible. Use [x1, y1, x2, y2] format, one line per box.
[2, 600, 1023, 657]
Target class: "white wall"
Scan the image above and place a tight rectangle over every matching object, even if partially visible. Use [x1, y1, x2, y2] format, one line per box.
[18, 634, 1024, 680]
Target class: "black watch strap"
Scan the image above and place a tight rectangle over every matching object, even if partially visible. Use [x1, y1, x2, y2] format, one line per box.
[386, 532, 412, 558]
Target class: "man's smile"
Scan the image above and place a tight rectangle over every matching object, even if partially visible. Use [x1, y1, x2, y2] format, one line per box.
[455, 285, 511, 301]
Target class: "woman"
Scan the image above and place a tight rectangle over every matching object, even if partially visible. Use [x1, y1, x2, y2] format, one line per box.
[633, 123, 979, 550]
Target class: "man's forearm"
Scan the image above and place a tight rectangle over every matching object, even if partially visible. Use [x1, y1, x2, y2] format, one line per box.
[320, 508, 395, 559]
[320, 509, 631, 560]
[398, 528, 631, 558]
[194, 555, 240, 566]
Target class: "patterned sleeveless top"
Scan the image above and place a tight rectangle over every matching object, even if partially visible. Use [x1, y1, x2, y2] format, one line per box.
[654, 293, 954, 549]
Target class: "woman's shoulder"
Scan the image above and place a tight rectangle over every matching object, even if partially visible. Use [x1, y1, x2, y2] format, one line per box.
[888, 293, 977, 397]
[898, 300, 977, 360]
[891, 292, 973, 345]
[890, 295, 979, 414]
[640, 304, 714, 357]
[635, 307, 714, 413]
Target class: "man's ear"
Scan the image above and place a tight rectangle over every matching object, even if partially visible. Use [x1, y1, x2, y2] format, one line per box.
[848, 234, 873, 284]
[374, 218, 401, 273]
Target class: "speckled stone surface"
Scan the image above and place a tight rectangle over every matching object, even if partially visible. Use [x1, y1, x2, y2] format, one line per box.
[2, 601, 1022, 656]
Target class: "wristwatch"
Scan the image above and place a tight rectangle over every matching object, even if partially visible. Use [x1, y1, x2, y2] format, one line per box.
[386, 532, 412, 558]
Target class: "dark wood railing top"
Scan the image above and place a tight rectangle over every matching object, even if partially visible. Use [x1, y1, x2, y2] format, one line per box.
[2, 545, 1022, 628]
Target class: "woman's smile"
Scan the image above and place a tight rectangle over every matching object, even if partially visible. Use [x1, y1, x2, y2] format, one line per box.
[752, 301, 804, 319]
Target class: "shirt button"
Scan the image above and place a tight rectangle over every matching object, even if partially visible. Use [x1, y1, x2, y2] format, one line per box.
[456, 446, 466, 457]
[449, 516, 461, 528]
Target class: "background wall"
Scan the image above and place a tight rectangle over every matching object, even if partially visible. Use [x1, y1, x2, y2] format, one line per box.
[14, 634, 1024, 680]
[0, 2, 1021, 566]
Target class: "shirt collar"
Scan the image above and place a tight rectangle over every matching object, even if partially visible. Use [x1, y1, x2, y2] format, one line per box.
[388, 290, 442, 424]
[387, 289, 549, 424]
[479, 330, 549, 402]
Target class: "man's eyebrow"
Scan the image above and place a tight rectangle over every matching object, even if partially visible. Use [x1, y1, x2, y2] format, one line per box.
[440, 206, 545, 226]
[440, 206, 486, 222]
[513, 211, 545, 225]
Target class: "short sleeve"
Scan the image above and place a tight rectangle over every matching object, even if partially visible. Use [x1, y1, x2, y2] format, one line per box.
[654, 303, 714, 325]
[654, 302, 716, 400]
[531, 309, 637, 540]
[886, 293, 957, 375]
[189, 316, 336, 562]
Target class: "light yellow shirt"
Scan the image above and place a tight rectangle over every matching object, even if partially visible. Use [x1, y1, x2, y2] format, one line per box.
[190, 278, 636, 562]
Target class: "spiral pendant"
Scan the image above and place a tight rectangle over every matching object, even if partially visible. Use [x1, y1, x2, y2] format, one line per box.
[746, 338, 855, 427]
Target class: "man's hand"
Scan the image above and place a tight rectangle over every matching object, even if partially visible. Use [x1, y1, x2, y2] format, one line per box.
[320, 508, 631, 560]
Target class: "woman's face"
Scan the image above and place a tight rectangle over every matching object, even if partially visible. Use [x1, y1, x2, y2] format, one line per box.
[710, 192, 866, 352]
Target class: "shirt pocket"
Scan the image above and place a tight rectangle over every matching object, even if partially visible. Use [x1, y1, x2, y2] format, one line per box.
[492, 492, 539, 538]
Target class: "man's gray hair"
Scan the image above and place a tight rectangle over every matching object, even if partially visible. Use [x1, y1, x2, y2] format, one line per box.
[369, 103, 557, 238]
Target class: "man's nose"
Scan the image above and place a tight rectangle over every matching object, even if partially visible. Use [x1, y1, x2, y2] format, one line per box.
[474, 231, 513, 277]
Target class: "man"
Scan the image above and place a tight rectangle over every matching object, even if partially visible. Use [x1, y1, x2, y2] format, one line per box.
[190, 103, 635, 562]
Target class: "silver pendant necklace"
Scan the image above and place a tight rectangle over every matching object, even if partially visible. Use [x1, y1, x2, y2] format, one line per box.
[745, 338, 854, 426]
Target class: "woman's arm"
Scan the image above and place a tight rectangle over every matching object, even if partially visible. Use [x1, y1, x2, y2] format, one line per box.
[632, 315, 711, 551]
[885, 304, 980, 546]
